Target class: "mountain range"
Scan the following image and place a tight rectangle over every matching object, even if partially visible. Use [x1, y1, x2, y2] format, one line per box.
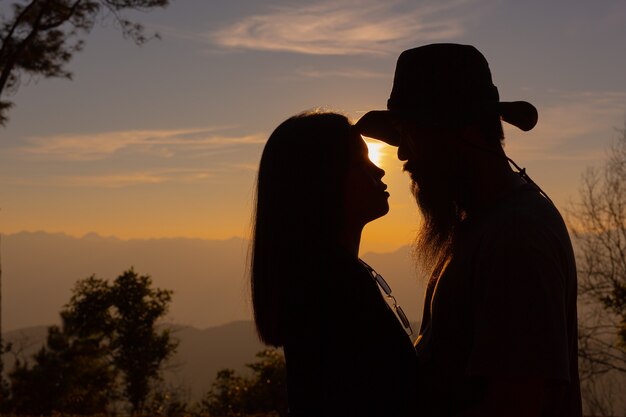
[1, 231, 425, 332]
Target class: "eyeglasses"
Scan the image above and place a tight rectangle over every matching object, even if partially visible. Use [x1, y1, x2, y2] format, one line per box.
[359, 259, 413, 336]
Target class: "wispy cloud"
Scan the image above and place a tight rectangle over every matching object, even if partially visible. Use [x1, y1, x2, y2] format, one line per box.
[0, 168, 217, 188]
[505, 90, 626, 162]
[294, 67, 387, 79]
[18, 128, 265, 161]
[57, 168, 215, 188]
[209, 0, 471, 56]
[4, 127, 267, 188]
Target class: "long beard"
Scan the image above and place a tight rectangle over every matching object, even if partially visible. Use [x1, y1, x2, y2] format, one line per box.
[411, 175, 466, 275]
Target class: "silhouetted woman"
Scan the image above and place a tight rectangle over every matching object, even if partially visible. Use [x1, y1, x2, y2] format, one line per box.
[251, 111, 418, 416]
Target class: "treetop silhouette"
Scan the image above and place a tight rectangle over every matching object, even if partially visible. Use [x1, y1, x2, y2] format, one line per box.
[0, 0, 170, 125]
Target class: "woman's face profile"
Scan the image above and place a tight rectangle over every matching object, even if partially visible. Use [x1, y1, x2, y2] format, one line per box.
[343, 133, 389, 227]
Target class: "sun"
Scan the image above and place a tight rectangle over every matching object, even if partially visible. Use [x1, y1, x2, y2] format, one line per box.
[365, 139, 385, 167]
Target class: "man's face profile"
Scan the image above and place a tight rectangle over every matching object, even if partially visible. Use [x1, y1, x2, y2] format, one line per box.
[397, 121, 468, 265]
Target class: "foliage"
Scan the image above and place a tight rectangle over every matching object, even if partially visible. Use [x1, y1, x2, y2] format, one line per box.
[6, 267, 177, 414]
[109, 269, 177, 411]
[8, 323, 116, 414]
[143, 380, 190, 417]
[0, 0, 170, 125]
[199, 349, 288, 417]
[571, 122, 626, 379]
[201, 369, 252, 417]
[0, 340, 14, 412]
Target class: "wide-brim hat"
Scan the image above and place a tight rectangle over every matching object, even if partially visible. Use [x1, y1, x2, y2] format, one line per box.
[356, 44, 538, 146]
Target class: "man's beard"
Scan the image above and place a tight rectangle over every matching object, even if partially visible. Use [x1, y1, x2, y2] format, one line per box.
[408, 166, 467, 275]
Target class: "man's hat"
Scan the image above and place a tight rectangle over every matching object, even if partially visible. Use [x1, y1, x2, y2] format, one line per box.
[356, 43, 538, 146]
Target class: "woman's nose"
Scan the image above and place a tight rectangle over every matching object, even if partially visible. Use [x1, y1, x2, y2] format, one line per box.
[374, 163, 385, 179]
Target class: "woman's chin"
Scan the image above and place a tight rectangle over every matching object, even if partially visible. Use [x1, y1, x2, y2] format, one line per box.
[369, 203, 390, 223]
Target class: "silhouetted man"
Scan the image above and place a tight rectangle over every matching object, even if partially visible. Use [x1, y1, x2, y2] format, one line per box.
[357, 44, 582, 417]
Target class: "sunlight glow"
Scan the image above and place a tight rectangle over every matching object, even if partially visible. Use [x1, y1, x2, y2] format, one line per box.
[365, 140, 386, 167]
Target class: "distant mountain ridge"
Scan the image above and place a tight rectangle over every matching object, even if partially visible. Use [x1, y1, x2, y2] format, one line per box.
[2, 231, 425, 332]
[3, 231, 252, 331]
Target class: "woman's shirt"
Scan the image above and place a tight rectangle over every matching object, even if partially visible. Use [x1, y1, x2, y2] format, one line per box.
[284, 249, 418, 417]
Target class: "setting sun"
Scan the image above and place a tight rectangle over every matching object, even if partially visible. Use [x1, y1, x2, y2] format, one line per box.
[365, 140, 386, 167]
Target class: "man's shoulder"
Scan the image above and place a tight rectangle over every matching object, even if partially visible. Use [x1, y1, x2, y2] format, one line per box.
[466, 185, 573, 256]
[484, 185, 565, 232]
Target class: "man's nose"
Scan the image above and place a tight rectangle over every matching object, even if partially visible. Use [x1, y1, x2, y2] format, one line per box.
[397, 139, 409, 161]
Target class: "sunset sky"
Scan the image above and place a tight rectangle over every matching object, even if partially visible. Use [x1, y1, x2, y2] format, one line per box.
[1, 0, 625, 253]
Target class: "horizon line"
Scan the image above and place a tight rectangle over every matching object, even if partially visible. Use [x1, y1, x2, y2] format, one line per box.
[1, 229, 410, 254]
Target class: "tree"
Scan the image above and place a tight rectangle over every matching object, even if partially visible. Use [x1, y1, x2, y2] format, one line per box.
[571, 122, 626, 378]
[108, 269, 177, 412]
[201, 369, 252, 417]
[0, 356, 9, 414]
[200, 349, 288, 417]
[143, 380, 190, 417]
[63, 268, 177, 413]
[0, 339, 9, 414]
[7, 267, 177, 414]
[8, 316, 117, 414]
[0, 0, 170, 125]
[570, 122, 626, 415]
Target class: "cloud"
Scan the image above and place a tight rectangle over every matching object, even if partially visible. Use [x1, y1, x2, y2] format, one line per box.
[294, 67, 387, 79]
[225, 162, 261, 172]
[5, 127, 267, 188]
[504, 90, 626, 162]
[209, 0, 471, 56]
[18, 127, 265, 161]
[56, 168, 216, 188]
[0, 168, 218, 188]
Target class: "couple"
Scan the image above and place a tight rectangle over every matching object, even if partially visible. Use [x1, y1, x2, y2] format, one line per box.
[250, 44, 582, 417]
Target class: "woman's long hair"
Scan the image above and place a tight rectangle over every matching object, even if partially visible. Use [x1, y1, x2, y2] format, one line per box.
[251, 111, 354, 346]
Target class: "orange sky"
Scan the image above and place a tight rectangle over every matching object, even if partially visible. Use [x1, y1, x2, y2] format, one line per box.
[1, 0, 625, 254]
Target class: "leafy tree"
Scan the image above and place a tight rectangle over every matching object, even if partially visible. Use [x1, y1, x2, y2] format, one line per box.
[144, 381, 190, 417]
[201, 369, 252, 417]
[7, 267, 177, 414]
[0, 341, 9, 413]
[200, 349, 288, 417]
[0, 0, 170, 125]
[245, 349, 288, 415]
[109, 268, 178, 412]
[8, 321, 116, 414]
[571, 122, 626, 378]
